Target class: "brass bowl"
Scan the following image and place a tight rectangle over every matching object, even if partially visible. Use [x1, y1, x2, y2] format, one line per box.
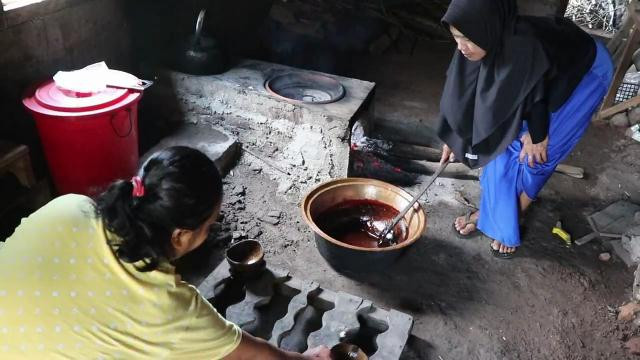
[301, 178, 426, 272]
[330, 343, 368, 360]
[225, 240, 265, 277]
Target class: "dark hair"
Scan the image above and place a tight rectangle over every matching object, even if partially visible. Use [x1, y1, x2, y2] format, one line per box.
[95, 146, 223, 271]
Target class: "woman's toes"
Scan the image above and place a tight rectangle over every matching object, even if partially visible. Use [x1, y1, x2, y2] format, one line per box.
[463, 226, 471, 235]
[490, 241, 517, 256]
[454, 217, 476, 234]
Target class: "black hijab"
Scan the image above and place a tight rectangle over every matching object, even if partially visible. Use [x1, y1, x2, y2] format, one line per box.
[437, 0, 550, 168]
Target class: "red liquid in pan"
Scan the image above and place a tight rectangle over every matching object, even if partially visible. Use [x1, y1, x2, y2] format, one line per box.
[315, 200, 408, 248]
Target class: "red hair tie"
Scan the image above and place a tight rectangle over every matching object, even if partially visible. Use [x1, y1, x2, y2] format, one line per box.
[131, 176, 145, 198]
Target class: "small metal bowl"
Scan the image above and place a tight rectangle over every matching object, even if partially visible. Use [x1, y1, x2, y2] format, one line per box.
[330, 343, 368, 360]
[226, 240, 265, 277]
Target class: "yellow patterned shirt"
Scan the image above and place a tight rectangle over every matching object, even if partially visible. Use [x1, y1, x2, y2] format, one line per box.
[0, 194, 241, 359]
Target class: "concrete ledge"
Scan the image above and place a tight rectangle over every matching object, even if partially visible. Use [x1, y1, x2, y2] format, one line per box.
[163, 59, 375, 124]
[146, 60, 375, 196]
[140, 123, 239, 176]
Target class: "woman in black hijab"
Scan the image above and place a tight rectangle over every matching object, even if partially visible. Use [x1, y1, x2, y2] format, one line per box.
[438, 0, 613, 258]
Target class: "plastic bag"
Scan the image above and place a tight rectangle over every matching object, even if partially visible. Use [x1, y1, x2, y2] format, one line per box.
[53, 62, 110, 93]
[623, 71, 640, 85]
[627, 124, 640, 143]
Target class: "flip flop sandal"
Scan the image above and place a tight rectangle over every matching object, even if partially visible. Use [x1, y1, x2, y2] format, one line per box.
[453, 211, 480, 239]
[490, 244, 516, 260]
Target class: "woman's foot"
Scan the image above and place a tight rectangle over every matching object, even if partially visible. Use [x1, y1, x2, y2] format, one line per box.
[490, 240, 517, 259]
[454, 211, 479, 237]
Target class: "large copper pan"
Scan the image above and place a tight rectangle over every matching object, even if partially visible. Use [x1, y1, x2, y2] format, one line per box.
[301, 178, 426, 273]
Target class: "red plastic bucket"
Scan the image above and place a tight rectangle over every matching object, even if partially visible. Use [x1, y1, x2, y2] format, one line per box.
[23, 75, 143, 196]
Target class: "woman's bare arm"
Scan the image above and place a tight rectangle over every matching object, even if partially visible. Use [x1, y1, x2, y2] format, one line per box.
[223, 331, 330, 360]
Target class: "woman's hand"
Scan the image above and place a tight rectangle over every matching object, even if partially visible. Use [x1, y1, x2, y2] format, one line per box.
[440, 144, 455, 164]
[302, 346, 331, 359]
[519, 132, 548, 167]
[224, 332, 330, 360]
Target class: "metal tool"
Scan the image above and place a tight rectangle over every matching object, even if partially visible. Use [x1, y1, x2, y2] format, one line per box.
[377, 160, 449, 246]
[106, 79, 154, 92]
[552, 221, 572, 247]
[575, 215, 623, 245]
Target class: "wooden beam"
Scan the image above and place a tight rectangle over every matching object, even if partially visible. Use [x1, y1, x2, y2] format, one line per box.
[607, 15, 631, 54]
[598, 94, 640, 119]
[389, 142, 442, 162]
[598, 24, 640, 119]
[380, 142, 585, 179]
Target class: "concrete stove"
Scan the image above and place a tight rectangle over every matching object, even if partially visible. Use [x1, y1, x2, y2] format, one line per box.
[147, 59, 375, 198]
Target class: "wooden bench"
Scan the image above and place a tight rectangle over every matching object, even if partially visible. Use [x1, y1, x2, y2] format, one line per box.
[0, 142, 50, 227]
[0, 141, 36, 188]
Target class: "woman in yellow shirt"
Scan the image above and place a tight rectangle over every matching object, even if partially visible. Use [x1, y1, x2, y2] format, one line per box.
[0, 146, 329, 359]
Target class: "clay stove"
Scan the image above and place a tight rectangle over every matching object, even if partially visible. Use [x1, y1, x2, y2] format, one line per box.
[148, 59, 376, 198]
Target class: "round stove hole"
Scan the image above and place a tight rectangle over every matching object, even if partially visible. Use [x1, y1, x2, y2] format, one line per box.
[265, 72, 345, 105]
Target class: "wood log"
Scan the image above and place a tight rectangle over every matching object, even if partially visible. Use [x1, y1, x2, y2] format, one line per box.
[380, 155, 480, 180]
[384, 141, 585, 179]
[388, 142, 442, 162]
[401, 160, 480, 179]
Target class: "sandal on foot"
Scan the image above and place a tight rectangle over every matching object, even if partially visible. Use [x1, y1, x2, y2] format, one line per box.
[453, 211, 480, 239]
[490, 244, 516, 260]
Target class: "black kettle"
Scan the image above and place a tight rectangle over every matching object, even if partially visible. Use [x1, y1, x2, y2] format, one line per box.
[175, 9, 229, 75]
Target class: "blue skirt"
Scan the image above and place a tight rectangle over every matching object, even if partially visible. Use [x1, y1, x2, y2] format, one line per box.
[477, 41, 614, 247]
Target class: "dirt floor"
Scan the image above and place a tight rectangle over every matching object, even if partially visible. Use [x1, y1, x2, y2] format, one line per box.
[178, 39, 640, 359]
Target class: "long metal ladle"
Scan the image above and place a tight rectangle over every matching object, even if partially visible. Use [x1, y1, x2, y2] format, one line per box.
[378, 160, 450, 246]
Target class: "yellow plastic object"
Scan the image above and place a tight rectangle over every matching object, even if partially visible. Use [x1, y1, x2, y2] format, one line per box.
[552, 221, 572, 247]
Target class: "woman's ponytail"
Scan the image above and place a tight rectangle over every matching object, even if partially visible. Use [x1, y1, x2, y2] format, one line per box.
[95, 146, 222, 271]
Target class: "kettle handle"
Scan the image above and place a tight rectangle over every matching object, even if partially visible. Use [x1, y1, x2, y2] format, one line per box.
[194, 9, 206, 43]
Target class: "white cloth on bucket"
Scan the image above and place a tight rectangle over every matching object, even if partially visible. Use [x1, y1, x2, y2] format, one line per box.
[53, 62, 110, 93]
[53, 62, 142, 93]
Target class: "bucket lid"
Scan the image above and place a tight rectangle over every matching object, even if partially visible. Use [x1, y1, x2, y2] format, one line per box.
[29, 70, 142, 113]
[32, 81, 130, 112]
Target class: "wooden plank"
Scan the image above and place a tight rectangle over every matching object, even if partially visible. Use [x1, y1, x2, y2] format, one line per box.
[598, 24, 640, 119]
[0, 142, 26, 169]
[599, 94, 640, 119]
[0, 142, 35, 188]
[608, 15, 632, 55]
[599, 2, 640, 119]
[383, 142, 584, 179]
